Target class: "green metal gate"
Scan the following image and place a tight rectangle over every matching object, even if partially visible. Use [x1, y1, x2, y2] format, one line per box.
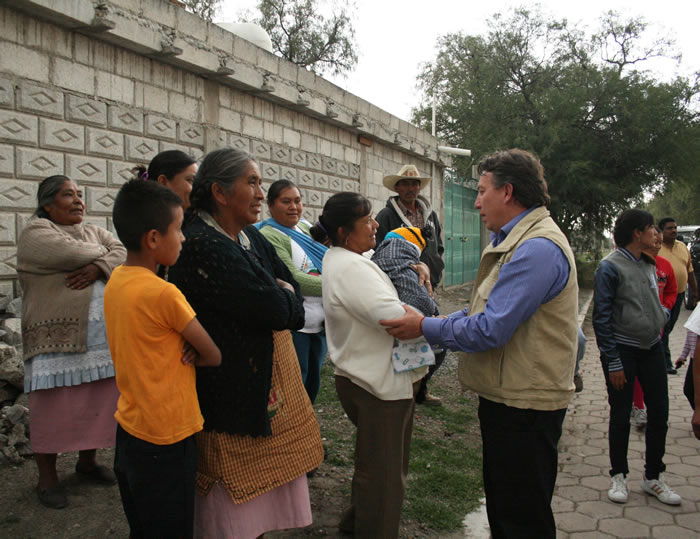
[443, 169, 481, 286]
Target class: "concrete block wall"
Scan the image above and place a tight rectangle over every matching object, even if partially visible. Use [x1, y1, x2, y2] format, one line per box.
[0, 0, 451, 303]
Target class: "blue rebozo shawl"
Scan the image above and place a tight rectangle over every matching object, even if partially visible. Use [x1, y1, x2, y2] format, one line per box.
[256, 218, 327, 273]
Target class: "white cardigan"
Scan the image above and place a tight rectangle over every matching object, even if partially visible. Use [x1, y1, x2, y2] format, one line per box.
[322, 246, 419, 400]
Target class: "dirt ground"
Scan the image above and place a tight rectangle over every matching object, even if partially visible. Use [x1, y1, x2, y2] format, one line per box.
[0, 285, 475, 538]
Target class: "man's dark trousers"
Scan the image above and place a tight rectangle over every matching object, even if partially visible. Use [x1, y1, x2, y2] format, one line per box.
[478, 397, 566, 539]
[662, 291, 685, 370]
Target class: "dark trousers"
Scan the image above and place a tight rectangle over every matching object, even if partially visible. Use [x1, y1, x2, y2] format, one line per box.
[478, 397, 566, 539]
[415, 349, 447, 403]
[601, 342, 668, 479]
[662, 291, 685, 369]
[291, 330, 327, 404]
[335, 375, 418, 539]
[114, 425, 197, 539]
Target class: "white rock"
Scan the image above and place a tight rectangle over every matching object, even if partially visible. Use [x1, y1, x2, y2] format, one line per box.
[0, 346, 23, 389]
[0, 318, 21, 346]
[6, 297, 22, 317]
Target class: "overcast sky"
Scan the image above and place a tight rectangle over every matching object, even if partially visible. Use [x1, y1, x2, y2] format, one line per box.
[218, 0, 700, 122]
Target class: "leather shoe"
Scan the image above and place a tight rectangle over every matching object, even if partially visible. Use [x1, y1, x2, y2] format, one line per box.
[37, 484, 68, 509]
[75, 463, 117, 484]
[667, 367, 678, 375]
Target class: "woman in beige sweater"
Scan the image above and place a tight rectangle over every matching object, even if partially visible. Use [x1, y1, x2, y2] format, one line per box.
[17, 175, 126, 509]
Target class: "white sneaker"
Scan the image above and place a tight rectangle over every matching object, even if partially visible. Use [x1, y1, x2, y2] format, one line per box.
[641, 475, 682, 505]
[608, 473, 629, 503]
[631, 407, 647, 429]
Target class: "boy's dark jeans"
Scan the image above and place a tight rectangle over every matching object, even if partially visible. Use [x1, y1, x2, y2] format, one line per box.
[114, 424, 197, 539]
[601, 342, 669, 479]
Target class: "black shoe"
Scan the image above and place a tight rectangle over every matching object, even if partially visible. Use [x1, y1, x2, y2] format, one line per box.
[75, 463, 117, 485]
[667, 368, 678, 375]
[574, 374, 584, 393]
[37, 484, 68, 509]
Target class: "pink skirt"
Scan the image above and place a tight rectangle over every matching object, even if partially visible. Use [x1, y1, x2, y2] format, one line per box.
[29, 377, 119, 453]
[194, 475, 312, 539]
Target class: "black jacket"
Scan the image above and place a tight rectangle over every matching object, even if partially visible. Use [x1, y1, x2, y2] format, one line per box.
[375, 196, 445, 286]
[169, 217, 304, 437]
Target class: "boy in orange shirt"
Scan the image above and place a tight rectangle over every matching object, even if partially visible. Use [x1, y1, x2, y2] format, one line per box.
[104, 179, 220, 538]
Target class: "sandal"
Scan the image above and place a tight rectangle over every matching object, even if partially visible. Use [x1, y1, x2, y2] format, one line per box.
[37, 484, 68, 509]
[75, 463, 117, 485]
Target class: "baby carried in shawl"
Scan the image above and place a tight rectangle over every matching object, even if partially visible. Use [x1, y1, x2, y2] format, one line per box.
[371, 226, 443, 373]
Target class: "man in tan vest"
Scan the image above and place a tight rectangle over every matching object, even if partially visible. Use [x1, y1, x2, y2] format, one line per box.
[382, 149, 579, 539]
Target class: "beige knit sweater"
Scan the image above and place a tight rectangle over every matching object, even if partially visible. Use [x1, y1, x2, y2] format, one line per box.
[17, 217, 126, 361]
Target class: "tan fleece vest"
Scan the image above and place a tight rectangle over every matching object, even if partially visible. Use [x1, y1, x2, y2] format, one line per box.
[457, 207, 579, 410]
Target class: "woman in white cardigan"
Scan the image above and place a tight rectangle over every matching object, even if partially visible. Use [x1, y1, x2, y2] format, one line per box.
[313, 192, 425, 538]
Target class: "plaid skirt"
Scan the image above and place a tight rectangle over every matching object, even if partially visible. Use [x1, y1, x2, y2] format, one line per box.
[195, 330, 323, 503]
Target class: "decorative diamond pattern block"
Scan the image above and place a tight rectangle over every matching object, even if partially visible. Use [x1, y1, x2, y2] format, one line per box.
[66, 155, 106, 186]
[314, 173, 329, 189]
[40, 119, 85, 152]
[290, 150, 307, 167]
[329, 176, 342, 191]
[66, 96, 107, 126]
[108, 160, 137, 186]
[0, 78, 13, 108]
[108, 106, 144, 134]
[0, 111, 38, 145]
[272, 145, 290, 163]
[302, 207, 316, 222]
[86, 187, 117, 214]
[280, 166, 297, 182]
[0, 214, 15, 245]
[145, 115, 176, 140]
[227, 134, 250, 152]
[350, 164, 361, 179]
[306, 190, 324, 207]
[337, 161, 350, 177]
[87, 128, 125, 158]
[260, 162, 280, 181]
[0, 180, 38, 210]
[0, 144, 13, 176]
[343, 179, 360, 193]
[323, 157, 337, 174]
[178, 122, 204, 146]
[308, 154, 323, 171]
[126, 136, 158, 161]
[18, 83, 63, 117]
[252, 141, 271, 160]
[17, 148, 63, 179]
[299, 171, 314, 187]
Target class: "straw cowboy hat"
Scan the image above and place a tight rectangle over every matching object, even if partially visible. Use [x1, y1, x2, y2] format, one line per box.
[382, 164, 432, 192]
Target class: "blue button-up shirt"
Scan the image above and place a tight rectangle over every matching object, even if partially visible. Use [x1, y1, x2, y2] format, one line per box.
[423, 207, 570, 352]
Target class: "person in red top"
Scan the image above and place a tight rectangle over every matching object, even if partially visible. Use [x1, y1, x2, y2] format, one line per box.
[631, 226, 678, 428]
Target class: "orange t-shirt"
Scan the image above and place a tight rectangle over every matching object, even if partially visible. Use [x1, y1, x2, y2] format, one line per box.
[104, 265, 202, 445]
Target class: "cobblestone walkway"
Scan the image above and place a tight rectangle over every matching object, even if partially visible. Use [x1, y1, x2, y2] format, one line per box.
[555, 306, 700, 537]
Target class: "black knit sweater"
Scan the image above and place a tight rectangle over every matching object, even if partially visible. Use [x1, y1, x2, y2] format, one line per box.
[169, 216, 305, 437]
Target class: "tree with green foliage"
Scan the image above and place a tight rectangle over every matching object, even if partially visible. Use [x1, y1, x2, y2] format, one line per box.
[413, 8, 700, 247]
[181, 0, 221, 21]
[246, 0, 358, 76]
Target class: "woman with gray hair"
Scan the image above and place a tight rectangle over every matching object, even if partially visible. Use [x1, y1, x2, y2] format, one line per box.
[168, 148, 323, 537]
[17, 175, 126, 509]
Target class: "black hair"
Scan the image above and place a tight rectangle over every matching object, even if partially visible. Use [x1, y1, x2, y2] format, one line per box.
[35, 175, 71, 219]
[477, 148, 551, 208]
[658, 217, 676, 230]
[188, 147, 256, 217]
[312, 192, 372, 247]
[266, 179, 299, 206]
[113, 179, 183, 251]
[613, 209, 655, 247]
[132, 150, 195, 182]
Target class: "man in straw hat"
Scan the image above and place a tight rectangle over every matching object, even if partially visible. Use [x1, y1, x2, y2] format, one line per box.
[380, 149, 579, 539]
[376, 164, 445, 406]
